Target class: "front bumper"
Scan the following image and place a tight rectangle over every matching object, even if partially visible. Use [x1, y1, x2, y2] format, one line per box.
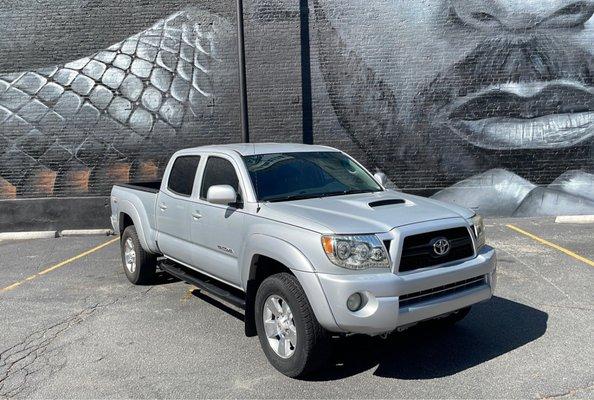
[314, 245, 496, 335]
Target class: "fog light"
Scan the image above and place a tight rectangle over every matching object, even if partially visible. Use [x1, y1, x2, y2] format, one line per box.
[347, 293, 363, 311]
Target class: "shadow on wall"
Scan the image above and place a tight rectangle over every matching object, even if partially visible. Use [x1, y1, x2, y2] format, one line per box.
[308, 296, 548, 381]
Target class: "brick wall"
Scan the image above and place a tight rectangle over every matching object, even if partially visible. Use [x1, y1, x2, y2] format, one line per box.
[0, 0, 593, 220]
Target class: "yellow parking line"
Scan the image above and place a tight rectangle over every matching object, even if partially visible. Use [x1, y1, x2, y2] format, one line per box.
[506, 224, 594, 268]
[0, 237, 120, 293]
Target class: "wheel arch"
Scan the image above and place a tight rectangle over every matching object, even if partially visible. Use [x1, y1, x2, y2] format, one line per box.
[116, 200, 155, 253]
[242, 234, 339, 336]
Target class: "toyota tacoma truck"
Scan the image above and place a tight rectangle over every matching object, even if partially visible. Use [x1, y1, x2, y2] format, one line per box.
[110, 143, 496, 377]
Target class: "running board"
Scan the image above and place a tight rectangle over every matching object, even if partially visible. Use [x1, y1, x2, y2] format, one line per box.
[159, 260, 246, 309]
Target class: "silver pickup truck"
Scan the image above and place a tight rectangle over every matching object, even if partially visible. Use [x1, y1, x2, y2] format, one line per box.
[110, 143, 496, 377]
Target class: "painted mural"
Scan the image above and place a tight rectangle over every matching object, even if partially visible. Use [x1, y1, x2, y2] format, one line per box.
[1, 0, 593, 218]
[307, 0, 594, 216]
[0, 2, 240, 198]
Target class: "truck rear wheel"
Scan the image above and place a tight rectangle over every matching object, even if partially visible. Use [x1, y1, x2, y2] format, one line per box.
[255, 273, 329, 378]
[120, 225, 156, 285]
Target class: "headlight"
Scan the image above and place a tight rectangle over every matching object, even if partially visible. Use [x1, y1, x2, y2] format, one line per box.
[471, 214, 486, 249]
[321, 235, 390, 270]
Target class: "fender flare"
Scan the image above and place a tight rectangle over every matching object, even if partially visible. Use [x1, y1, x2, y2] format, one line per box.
[117, 199, 157, 254]
[241, 234, 316, 285]
[241, 234, 340, 334]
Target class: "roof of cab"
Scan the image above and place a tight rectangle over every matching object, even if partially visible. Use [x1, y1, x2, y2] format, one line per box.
[178, 143, 339, 156]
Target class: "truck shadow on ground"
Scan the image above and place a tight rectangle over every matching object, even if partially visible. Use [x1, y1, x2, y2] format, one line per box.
[148, 271, 180, 285]
[308, 296, 548, 381]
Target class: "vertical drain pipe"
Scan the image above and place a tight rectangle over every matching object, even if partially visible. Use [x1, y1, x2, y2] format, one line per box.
[300, 0, 313, 144]
[236, 0, 250, 143]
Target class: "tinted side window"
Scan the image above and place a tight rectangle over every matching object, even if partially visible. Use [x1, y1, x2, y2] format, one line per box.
[200, 157, 240, 199]
[167, 156, 201, 196]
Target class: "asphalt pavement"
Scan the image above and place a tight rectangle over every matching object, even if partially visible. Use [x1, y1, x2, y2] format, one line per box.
[0, 218, 592, 399]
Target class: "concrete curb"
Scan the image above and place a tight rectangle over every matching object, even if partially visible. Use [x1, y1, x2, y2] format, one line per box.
[0, 229, 114, 241]
[59, 229, 113, 237]
[555, 215, 594, 224]
[0, 231, 58, 241]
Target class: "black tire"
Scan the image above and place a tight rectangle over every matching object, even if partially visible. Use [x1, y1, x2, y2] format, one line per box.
[120, 225, 156, 285]
[255, 273, 329, 378]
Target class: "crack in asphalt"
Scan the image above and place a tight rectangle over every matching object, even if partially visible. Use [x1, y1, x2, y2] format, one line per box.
[0, 285, 154, 398]
[0, 300, 116, 398]
[534, 303, 594, 312]
[538, 382, 594, 399]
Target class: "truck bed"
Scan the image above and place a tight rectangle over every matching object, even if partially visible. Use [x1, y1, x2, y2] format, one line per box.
[114, 181, 162, 193]
[111, 181, 162, 253]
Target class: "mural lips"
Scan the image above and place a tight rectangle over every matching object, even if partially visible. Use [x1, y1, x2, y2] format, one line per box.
[418, 35, 594, 150]
[445, 82, 594, 149]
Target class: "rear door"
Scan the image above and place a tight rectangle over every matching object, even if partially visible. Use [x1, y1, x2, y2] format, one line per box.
[156, 155, 201, 266]
[189, 155, 246, 286]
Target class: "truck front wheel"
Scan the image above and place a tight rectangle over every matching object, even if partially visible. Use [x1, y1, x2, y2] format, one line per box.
[255, 273, 329, 378]
[120, 225, 156, 285]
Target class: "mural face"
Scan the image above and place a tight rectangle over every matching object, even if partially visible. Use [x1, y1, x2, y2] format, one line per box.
[312, 0, 594, 215]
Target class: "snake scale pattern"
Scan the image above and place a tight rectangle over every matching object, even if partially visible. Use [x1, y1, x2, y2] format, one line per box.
[0, 9, 237, 198]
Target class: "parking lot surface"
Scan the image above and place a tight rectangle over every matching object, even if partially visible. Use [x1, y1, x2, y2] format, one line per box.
[0, 218, 593, 399]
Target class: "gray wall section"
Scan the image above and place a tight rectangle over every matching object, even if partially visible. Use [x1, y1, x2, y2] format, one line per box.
[1, 0, 594, 231]
[0, 198, 112, 232]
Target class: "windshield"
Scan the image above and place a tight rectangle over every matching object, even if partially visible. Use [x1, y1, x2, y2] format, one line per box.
[243, 152, 383, 202]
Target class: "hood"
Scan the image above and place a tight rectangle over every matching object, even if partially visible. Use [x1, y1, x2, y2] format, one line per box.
[259, 190, 474, 234]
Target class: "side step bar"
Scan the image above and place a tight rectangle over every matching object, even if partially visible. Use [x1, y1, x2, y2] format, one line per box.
[159, 259, 246, 309]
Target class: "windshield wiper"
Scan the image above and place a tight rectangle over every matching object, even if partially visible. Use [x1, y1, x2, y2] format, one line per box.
[318, 189, 378, 198]
[265, 193, 323, 203]
[265, 189, 379, 203]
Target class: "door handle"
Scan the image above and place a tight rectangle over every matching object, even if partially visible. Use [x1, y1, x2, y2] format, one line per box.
[159, 203, 168, 211]
[191, 211, 202, 220]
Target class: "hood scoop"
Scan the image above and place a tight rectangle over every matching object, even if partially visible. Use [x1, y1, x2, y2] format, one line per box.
[369, 199, 406, 208]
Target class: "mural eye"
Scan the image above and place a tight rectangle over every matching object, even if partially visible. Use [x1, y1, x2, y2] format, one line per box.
[471, 12, 497, 23]
[556, 2, 587, 16]
[546, 1, 594, 27]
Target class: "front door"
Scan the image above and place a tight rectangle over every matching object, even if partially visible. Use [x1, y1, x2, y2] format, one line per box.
[190, 156, 246, 286]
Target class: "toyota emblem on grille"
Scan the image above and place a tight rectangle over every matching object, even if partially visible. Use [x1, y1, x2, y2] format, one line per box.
[431, 237, 450, 256]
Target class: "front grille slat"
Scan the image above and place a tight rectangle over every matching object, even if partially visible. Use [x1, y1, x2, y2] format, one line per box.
[399, 275, 486, 308]
[398, 227, 474, 273]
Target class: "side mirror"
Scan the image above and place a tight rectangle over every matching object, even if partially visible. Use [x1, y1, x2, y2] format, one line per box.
[374, 172, 388, 187]
[206, 185, 237, 206]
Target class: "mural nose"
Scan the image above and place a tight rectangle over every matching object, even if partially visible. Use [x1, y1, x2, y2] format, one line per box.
[451, 0, 594, 31]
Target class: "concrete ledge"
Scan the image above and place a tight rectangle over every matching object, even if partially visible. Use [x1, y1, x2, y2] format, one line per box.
[0, 229, 115, 241]
[0, 231, 58, 240]
[59, 229, 114, 237]
[555, 215, 594, 224]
